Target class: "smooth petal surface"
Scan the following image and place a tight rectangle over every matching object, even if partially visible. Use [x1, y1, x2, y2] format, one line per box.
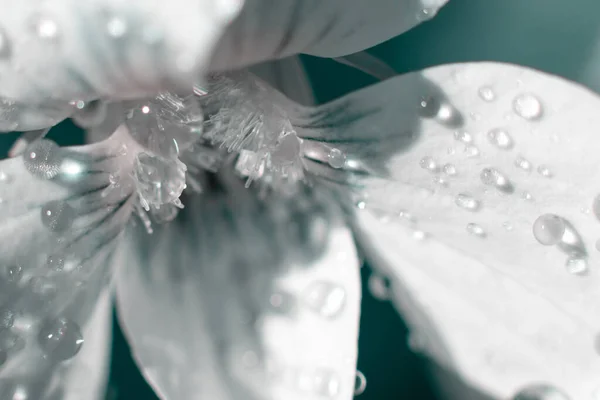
[294, 63, 600, 399]
[209, 0, 449, 70]
[379, 0, 600, 92]
[115, 174, 361, 400]
[0, 0, 241, 129]
[250, 57, 315, 106]
[0, 126, 137, 397]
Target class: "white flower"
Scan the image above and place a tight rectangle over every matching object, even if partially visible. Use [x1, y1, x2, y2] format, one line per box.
[0, 1, 599, 400]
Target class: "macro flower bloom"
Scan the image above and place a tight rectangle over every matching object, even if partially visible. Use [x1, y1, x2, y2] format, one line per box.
[0, 0, 600, 399]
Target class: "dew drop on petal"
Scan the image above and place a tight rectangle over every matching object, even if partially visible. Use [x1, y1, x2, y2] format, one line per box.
[514, 155, 532, 172]
[356, 201, 367, 210]
[443, 163, 457, 176]
[533, 214, 565, 246]
[537, 165, 553, 178]
[522, 191, 534, 201]
[33, 15, 60, 41]
[37, 317, 84, 362]
[464, 145, 480, 158]
[41, 201, 75, 233]
[416, 7, 436, 22]
[419, 156, 438, 172]
[565, 257, 588, 276]
[466, 223, 486, 238]
[106, 15, 128, 38]
[480, 168, 514, 193]
[513, 93, 544, 121]
[354, 370, 367, 396]
[302, 281, 346, 319]
[367, 274, 391, 301]
[453, 131, 473, 143]
[512, 384, 570, 400]
[327, 148, 346, 169]
[23, 139, 63, 179]
[478, 86, 496, 102]
[46, 254, 65, 272]
[455, 193, 481, 212]
[487, 128, 514, 150]
[417, 96, 440, 118]
[3, 265, 22, 283]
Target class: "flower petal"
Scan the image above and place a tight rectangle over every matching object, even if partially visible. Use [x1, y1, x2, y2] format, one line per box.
[115, 173, 361, 400]
[0, 0, 241, 113]
[250, 57, 315, 106]
[0, 125, 136, 396]
[209, 0, 450, 70]
[293, 62, 600, 399]
[381, 0, 600, 92]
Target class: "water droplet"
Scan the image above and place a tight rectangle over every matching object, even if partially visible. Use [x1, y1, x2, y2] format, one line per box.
[418, 96, 440, 118]
[443, 164, 457, 176]
[455, 193, 481, 212]
[33, 15, 60, 41]
[0, 170, 10, 182]
[354, 370, 367, 396]
[480, 168, 514, 193]
[537, 165, 553, 178]
[23, 139, 63, 179]
[356, 201, 367, 210]
[303, 281, 346, 319]
[3, 265, 22, 283]
[41, 201, 75, 233]
[532, 214, 565, 246]
[512, 384, 570, 400]
[46, 254, 65, 272]
[565, 257, 588, 276]
[419, 156, 438, 172]
[503, 221, 514, 231]
[464, 145, 480, 158]
[37, 317, 84, 362]
[478, 86, 496, 102]
[513, 93, 543, 121]
[106, 16, 128, 38]
[416, 7, 436, 22]
[150, 204, 179, 224]
[466, 223, 486, 238]
[514, 155, 532, 172]
[522, 191, 534, 201]
[368, 274, 391, 301]
[453, 131, 473, 143]
[487, 128, 514, 150]
[327, 148, 346, 169]
[71, 100, 108, 129]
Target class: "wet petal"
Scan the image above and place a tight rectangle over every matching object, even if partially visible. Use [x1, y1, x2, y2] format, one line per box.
[115, 174, 360, 400]
[0, 125, 137, 396]
[294, 63, 600, 399]
[250, 57, 315, 106]
[210, 0, 450, 70]
[0, 0, 241, 113]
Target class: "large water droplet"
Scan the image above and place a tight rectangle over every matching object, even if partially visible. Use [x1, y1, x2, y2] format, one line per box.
[565, 257, 588, 276]
[455, 193, 481, 212]
[41, 201, 75, 233]
[478, 86, 496, 102]
[466, 223, 486, 238]
[23, 139, 63, 179]
[513, 93, 543, 121]
[487, 128, 514, 150]
[303, 281, 346, 319]
[328, 148, 346, 169]
[480, 168, 514, 193]
[514, 155, 532, 172]
[418, 96, 440, 118]
[37, 317, 84, 362]
[419, 156, 438, 172]
[512, 384, 570, 400]
[533, 214, 565, 246]
[354, 370, 367, 396]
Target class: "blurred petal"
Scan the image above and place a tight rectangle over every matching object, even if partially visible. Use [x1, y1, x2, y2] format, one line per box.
[381, 0, 600, 92]
[0, 0, 241, 120]
[0, 125, 137, 397]
[250, 57, 315, 106]
[115, 173, 361, 400]
[294, 63, 600, 399]
[210, 0, 450, 70]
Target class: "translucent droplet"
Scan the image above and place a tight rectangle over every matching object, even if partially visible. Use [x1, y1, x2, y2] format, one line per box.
[150, 204, 179, 224]
[478, 86, 496, 102]
[522, 191, 534, 201]
[416, 7, 436, 22]
[432, 176, 448, 187]
[480, 168, 514, 193]
[487, 128, 514, 150]
[0, 170, 9, 182]
[367, 274, 391, 301]
[418, 96, 440, 118]
[513, 93, 543, 121]
[23, 139, 63, 179]
[134, 153, 187, 210]
[33, 15, 60, 41]
[41, 201, 75, 233]
[3, 265, 22, 283]
[455, 193, 481, 212]
[514, 155, 532, 172]
[466, 223, 486, 238]
[512, 384, 570, 400]
[354, 370, 367, 396]
[453, 131, 473, 143]
[356, 201, 367, 210]
[565, 257, 588, 276]
[443, 164, 457, 176]
[419, 156, 438, 172]
[106, 16, 128, 38]
[328, 148, 346, 169]
[46, 254, 65, 272]
[537, 165, 553, 178]
[303, 281, 346, 319]
[464, 145, 480, 158]
[71, 100, 108, 128]
[37, 317, 84, 362]
[533, 214, 565, 246]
